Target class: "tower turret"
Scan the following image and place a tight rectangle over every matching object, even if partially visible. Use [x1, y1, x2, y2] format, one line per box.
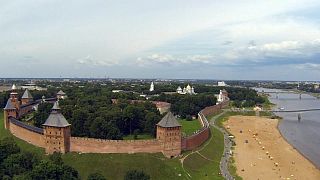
[3, 100, 17, 129]
[9, 84, 20, 109]
[43, 101, 71, 154]
[21, 89, 33, 105]
[156, 112, 181, 158]
[56, 90, 67, 100]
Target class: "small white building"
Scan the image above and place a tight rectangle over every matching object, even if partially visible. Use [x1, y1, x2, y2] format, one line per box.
[216, 90, 228, 104]
[218, 81, 226, 87]
[21, 83, 46, 91]
[176, 86, 183, 94]
[150, 82, 154, 92]
[112, 90, 124, 93]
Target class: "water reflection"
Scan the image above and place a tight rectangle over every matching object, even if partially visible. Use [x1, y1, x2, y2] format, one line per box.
[255, 88, 320, 168]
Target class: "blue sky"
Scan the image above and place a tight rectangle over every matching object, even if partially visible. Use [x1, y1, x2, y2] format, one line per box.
[1, 0, 320, 80]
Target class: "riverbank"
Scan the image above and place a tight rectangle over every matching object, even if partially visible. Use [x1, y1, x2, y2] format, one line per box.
[223, 116, 320, 180]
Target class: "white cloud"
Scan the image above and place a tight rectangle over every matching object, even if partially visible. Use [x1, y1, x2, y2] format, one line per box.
[136, 53, 217, 66]
[77, 55, 118, 67]
[296, 63, 320, 70]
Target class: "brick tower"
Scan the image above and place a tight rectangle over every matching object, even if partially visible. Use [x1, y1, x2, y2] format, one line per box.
[21, 89, 33, 105]
[43, 101, 71, 154]
[3, 100, 17, 129]
[56, 90, 67, 100]
[156, 112, 182, 158]
[9, 84, 20, 109]
[3, 84, 20, 129]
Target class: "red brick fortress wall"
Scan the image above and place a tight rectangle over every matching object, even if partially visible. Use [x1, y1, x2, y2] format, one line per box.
[70, 137, 162, 154]
[9, 119, 45, 148]
[200, 101, 228, 117]
[182, 101, 229, 151]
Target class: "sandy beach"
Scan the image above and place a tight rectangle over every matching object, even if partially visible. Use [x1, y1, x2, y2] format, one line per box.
[224, 116, 320, 180]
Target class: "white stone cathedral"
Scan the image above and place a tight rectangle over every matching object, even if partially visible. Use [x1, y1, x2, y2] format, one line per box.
[176, 84, 196, 95]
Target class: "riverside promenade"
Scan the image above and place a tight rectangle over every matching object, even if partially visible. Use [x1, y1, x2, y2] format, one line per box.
[209, 111, 234, 180]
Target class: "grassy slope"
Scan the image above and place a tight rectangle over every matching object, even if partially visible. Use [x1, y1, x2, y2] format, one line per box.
[183, 127, 224, 180]
[178, 119, 202, 136]
[63, 153, 185, 180]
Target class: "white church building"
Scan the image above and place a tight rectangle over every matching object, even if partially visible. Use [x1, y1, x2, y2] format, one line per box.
[150, 82, 154, 92]
[176, 84, 196, 95]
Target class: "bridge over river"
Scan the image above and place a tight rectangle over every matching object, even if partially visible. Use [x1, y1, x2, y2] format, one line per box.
[270, 108, 320, 113]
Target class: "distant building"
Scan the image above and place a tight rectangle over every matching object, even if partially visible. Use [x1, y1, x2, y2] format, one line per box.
[218, 81, 226, 87]
[21, 83, 46, 91]
[177, 84, 196, 95]
[253, 105, 263, 111]
[216, 89, 229, 104]
[150, 81, 154, 92]
[57, 90, 67, 100]
[176, 86, 182, 94]
[112, 90, 124, 93]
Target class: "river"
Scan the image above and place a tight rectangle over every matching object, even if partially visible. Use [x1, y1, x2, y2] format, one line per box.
[254, 88, 320, 169]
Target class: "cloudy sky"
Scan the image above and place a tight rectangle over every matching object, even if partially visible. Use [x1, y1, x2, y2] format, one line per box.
[1, 0, 320, 80]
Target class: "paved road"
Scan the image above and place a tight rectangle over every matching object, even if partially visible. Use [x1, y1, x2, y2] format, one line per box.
[209, 111, 235, 180]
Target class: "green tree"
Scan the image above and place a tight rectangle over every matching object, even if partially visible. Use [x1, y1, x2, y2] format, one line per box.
[34, 102, 53, 127]
[0, 137, 20, 163]
[87, 172, 106, 180]
[144, 112, 161, 136]
[2, 152, 39, 177]
[124, 170, 150, 180]
[30, 160, 79, 180]
[30, 160, 61, 180]
[71, 108, 89, 136]
[49, 152, 63, 166]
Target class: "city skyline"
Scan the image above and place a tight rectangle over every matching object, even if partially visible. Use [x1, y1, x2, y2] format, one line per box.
[1, 0, 320, 80]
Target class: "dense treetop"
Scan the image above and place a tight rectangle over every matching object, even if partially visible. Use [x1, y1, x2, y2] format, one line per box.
[0, 137, 80, 180]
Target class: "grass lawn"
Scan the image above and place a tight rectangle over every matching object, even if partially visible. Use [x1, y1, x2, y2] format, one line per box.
[183, 127, 224, 180]
[178, 119, 202, 136]
[63, 153, 185, 180]
[122, 134, 154, 140]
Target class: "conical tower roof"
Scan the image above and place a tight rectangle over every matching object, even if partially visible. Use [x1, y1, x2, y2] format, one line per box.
[11, 84, 17, 90]
[57, 90, 66, 95]
[43, 102, 70, 127]
[157, 112, 181, 128]
[4, 99, 16, 110]
[21, 89, 33, 99]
